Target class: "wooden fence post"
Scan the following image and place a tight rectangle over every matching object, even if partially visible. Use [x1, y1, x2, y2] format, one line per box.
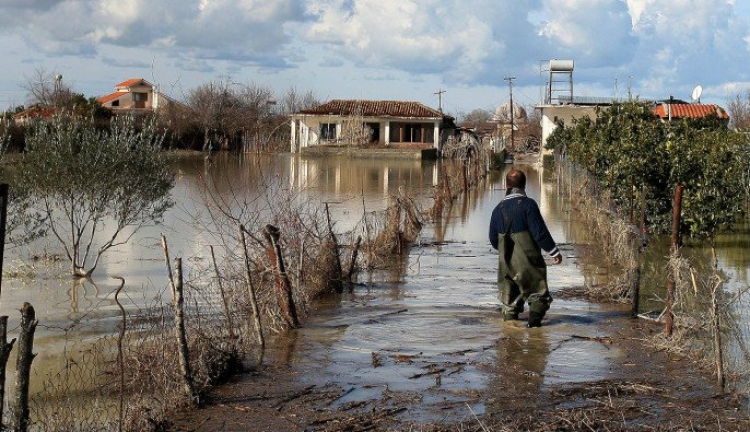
[10, 303, 37, 432]
[324, 204, 344, 292]
[666, 185, 683, 337]
[210, 246, 235, 338]
[630, 264, 641, 318]
[0, 316, 16, 430]
[172, 258, 197, 403]
[347, 236, 362, 285]
[239, 225, 265, 349]
[161, 236, 197, 403]
[263, 225, 299, 328]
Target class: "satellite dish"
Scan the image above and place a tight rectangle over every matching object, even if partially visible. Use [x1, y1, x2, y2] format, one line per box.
[691, 85, 703, 103]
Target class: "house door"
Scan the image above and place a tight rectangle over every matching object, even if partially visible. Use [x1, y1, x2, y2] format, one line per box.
[365, 122, 380, 143]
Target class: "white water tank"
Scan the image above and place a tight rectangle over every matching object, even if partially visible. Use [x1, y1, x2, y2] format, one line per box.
[549, 59, 574, 72]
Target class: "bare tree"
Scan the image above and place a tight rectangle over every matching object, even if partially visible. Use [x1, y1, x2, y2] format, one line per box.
[458, 108, 493, 129]
[185, 79, 285, 152]
[279, 86, 319, 115]
[22, 68, 73, 108]
[727, 89, 750, 132]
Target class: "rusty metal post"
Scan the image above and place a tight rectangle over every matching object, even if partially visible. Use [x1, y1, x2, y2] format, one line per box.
[263, 225, 299, 329]
[666, 185, 683, 337]
[10, 303, 37, 432]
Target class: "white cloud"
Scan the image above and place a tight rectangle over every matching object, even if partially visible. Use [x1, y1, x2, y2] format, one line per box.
[2, 0, 308, 62]
[537, 0, 637, 67]
[300, 0, 543, 84]
[0, 0, 747, 110]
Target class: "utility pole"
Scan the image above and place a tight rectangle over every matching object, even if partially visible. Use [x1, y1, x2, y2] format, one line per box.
[628, 76, 633, 101]
[434, 89, 445, 113]
[504, 76, 515, 151]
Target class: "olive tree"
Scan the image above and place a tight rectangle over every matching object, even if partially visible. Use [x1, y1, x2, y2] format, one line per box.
[19, 115, 174, 278]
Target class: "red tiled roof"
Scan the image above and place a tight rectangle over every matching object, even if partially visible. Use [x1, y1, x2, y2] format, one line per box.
[653, 103, 729, 120]
[298, 100, 446, 119]
[13, 105, 57, 120]
[116, 78, 146, 88]
[97, 91, 127, 104]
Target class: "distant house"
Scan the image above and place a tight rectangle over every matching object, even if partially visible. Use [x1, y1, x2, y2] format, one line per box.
[97, 78, 178, 114]
[290, 99, 455, 153]
[12, 105, 58, 126]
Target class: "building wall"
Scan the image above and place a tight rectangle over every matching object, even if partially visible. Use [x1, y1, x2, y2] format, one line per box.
[104, 84, 155, 110]
[290, 115, 441, 151]
[538, 105, 599, 148]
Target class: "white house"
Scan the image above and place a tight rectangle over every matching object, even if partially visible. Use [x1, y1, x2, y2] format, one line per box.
[290, 99, 452, 153]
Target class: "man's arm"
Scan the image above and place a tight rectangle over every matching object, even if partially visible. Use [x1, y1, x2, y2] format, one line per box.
[489, 206, 500, 249]
[526, 199, 562, 262]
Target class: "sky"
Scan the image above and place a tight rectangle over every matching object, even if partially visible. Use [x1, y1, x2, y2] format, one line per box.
[0, 0, 748, 119]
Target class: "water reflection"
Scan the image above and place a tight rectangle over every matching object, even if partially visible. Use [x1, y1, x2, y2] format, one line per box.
[495, 326, 550, 392]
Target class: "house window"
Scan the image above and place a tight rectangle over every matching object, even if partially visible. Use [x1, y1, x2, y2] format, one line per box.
[320, 123, 336, 140]
[112, 100, 119, 107]
[133, 92, 148, 109]
[389, 122, 433, 143]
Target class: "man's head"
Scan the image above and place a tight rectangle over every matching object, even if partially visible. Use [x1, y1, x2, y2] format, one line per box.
[506, 169, 526, 190]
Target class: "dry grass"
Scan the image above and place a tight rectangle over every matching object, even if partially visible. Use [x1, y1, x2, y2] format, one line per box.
[556, 159, 640, 303]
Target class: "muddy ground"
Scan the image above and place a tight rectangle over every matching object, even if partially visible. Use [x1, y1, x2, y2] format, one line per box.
[169, 314, 750, 432]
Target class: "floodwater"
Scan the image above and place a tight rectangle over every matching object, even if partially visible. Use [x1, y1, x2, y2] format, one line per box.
[3, 152, 745, 421]
[274, 158, 633, 421]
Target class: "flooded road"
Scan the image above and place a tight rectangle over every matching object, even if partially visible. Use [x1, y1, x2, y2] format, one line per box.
[234, 156, 633, 422]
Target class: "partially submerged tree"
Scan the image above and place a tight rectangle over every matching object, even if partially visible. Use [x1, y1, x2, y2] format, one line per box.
[19, 115, 175, 277]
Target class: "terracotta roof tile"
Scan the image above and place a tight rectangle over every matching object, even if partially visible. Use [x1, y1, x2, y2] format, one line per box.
[13, 105, 57, 119]
[115, 78, 143, 88]
[97, 91, 127, 104]
[653, 103, 729, 120]
[298, 100, 446, 119]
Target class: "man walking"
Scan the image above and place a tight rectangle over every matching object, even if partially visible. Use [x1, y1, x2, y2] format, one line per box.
[489, 169, 562, 328]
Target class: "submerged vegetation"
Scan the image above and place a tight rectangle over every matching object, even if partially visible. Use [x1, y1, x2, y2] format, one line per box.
[18, 114, 175, 278]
